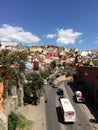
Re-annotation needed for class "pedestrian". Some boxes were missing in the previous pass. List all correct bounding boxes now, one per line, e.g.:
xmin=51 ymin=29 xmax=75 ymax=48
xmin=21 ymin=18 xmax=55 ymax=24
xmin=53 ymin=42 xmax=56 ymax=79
xmin=45 ymin=96 xmax=48 ymax=103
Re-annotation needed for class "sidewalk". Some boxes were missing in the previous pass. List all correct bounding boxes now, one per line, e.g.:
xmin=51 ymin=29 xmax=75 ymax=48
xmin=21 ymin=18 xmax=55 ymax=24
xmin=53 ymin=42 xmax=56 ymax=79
xmin=81 ymin=103 xmax=98 ymax=130
xmin=18 ymin=96 xmax=46 ymax=130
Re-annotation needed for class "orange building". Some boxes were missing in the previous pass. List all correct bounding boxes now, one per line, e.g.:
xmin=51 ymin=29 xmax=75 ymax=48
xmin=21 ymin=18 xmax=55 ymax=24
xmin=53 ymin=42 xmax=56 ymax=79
xmin=0 ymin=82 xmax=4 ymax=110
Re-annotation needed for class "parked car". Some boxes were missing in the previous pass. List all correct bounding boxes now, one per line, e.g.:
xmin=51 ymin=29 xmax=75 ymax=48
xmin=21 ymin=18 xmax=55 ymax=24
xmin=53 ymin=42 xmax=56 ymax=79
xmin=52 ymin=84 xmax=58 ymax=88
xmin=44 ymin=79 xmax=47 ymax=85
xmin=57 ymin=88 xmax=64 ymax=95
xmin=47 ymin=78 xmax=50 ymax=81
xmin=61 ymin=72 xmax=65 ymax=75
xmin=73 ymin=91 xmax=85 ymax=103
xmin=51 ymin=77 xmax=54 ymax=81
xmin=56 ymin=74 xmax=61 ymax=78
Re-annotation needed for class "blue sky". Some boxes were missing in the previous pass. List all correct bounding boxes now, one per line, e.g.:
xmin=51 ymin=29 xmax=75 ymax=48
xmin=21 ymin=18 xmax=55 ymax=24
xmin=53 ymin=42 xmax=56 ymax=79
xmin=0 ymin=0 xmax=98 ymax=50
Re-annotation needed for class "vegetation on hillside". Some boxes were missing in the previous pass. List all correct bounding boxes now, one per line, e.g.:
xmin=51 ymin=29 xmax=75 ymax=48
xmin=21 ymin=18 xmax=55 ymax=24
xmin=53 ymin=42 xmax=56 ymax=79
xmin=8 ymin=111 xmax=32 ymax=130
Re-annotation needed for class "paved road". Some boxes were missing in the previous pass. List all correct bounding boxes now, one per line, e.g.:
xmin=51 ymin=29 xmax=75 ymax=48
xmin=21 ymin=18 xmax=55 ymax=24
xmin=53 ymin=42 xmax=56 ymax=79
xmin=63 ymin=81 xmax=93 ymax=130
xmin=45 ymin=78 xmax=93 ymax=130
xmin=45 ymin=83 xmax=61 ymax=130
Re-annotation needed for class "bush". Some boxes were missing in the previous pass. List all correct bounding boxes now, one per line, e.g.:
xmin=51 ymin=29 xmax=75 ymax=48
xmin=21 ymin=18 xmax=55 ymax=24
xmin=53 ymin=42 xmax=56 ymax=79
xmin=8 ymin=121 xmax=14 ymax=130
xmin=8 ymin=112 xmax=32 ymax=130
xmin=17 ymin=114 xmax=32 ymax=129
xmin=8 ymin=112 xmax=18 ymax=130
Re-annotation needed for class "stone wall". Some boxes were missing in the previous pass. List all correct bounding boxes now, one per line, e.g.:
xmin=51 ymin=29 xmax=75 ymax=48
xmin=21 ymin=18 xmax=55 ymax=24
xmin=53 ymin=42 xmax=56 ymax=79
xmin=0 ymin=83 xmax=24 ymax=130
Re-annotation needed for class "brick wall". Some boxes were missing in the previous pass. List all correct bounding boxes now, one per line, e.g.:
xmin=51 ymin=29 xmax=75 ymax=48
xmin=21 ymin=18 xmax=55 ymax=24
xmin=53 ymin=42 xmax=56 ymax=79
xmin=76 ymin=66 xmax=98 ymax=105
xmin=76 ymin=66 xmax=98 ymax=89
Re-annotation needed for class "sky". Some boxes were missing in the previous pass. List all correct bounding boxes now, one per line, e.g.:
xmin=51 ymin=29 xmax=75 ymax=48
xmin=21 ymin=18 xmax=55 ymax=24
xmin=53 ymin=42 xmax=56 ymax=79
xmin=0 ymin=0 xmax=98 ymax=51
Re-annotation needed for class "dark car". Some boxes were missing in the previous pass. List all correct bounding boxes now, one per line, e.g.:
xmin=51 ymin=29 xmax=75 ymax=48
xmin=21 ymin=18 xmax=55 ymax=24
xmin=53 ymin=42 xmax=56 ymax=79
xmin=51 ymin=77 xmax=54 ymax=81
xmin=61 ymin=72 xmax=65 ymax=75
xmin=56 ymin=75 xmax=60 ymax=78
xmin=57 ymin=88 xmax=64 ymax=95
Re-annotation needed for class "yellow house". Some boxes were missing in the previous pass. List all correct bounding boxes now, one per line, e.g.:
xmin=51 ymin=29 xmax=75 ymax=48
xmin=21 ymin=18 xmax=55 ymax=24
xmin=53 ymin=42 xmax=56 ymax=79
xmin=29 ymin=46 xmax=43 ymax=53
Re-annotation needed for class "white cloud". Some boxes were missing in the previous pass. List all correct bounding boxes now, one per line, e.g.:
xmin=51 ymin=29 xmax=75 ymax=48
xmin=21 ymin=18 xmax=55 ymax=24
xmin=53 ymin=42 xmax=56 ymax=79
xmin=45 ymin=34 xmax=56 ymax=39
xmin=0 ymin=24 xmax=40 ymax=45
xmin=56 ymin=28 xmax=83 ymax=45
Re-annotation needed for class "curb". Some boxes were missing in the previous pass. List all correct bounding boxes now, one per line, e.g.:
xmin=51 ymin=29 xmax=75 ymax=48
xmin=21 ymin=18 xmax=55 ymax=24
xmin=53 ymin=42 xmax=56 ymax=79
xmin=43 ymin=95 xmax=46 ymax=130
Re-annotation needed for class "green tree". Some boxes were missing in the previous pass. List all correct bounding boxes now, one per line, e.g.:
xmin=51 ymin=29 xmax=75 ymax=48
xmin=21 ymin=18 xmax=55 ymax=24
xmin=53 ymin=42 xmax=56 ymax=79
xmin=23 ymin=84 xmax=32 ymax=103
xmin=24 ymin=72 xmax=44 ymax=105
xmin=0 ymin=49 xmax=27 ymax=98
xmin=50 ymin=60 xmax=56 ymax=72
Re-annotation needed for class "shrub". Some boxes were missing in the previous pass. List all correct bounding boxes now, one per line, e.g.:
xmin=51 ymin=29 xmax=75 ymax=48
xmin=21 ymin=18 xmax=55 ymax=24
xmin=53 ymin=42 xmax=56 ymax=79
xmin=8 ymin=112 xmax=18 ymax=130
xmin=8 ymin=112 xmax=32 ymax=130
xmin=17 ymin=114 xmax=32 ymax=129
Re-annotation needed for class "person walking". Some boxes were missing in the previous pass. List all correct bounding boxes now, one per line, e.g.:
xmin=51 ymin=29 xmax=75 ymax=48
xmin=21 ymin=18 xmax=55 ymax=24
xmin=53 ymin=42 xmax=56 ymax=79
xmin=45 ymin=96 xmax=48 ymax=103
